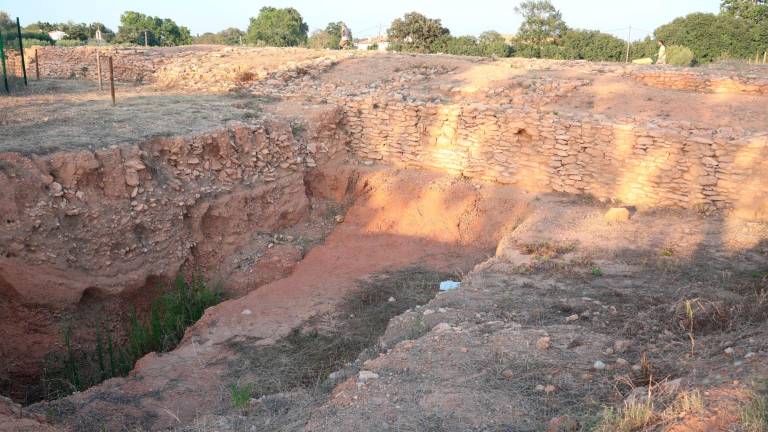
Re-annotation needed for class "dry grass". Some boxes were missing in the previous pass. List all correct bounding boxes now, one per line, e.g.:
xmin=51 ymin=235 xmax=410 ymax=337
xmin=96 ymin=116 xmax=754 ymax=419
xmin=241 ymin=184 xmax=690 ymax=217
xmin=592 ymin=389 xmax=704 ymax=432
xmin=741 ymin=382 xmax=768 ymax=432
xmin=218 ymin=268 xmax=451 ymax=424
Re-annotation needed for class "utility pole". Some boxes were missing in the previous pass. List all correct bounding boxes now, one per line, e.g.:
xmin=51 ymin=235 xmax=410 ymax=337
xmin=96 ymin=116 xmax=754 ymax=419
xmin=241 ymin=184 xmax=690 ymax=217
xmin=144 ymin=31 xmax=148 ymax=47
xmin=625 ymin=26 xmax=632 ymax=63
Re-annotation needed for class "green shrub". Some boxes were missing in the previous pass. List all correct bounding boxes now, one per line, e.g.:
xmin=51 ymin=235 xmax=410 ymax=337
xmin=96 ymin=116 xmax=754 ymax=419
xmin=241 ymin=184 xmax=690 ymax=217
xmin=666 ymin=45 xmax=695 ymax=66
xmin=559 ymin=29 xmax=626 ymax=62
xmin=40 ymin=274 xmax=220 ymax=400
xmin=367 ymin=42 xmax=379 ymax=51
xmin=56 ymin=39 xmax=83 ymax=47
xmin=22 ymin=38 xmax=51 ymax=48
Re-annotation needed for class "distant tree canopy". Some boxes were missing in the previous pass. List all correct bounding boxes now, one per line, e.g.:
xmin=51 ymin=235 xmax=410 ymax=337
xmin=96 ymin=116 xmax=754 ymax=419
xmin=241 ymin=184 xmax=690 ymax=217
xmin=193 ymin=27 xmax=244 ymax=45
xmin=387 ymin=12 xmax=450 ymax=53
xmin=116 ymin=11 xmax=192 ymax=46
xmin=721 ymin=0 xmax=768 ymax=24
xmin=245 ymin=7 xmax=308 ymax=47
xmin=654 ymin=12 xmax=767 ymax=63
xmin=0 ymin=11 xmax=15 ymax=33
xmin=514 ymin=0 xmax=567 ymax=57
xmin=555 ymin=29 xmax=627 ymax=61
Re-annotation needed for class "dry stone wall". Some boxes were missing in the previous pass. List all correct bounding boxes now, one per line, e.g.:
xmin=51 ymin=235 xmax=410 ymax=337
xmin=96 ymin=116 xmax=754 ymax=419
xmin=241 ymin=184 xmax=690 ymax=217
xmin=339 ymin=98 xmax=768 ymax=219
xmin=630 ymin=68 xmax=768 ymax=95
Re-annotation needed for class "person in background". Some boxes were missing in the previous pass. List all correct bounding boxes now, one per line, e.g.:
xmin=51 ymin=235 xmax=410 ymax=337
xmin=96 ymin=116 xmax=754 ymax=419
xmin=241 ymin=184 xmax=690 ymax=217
xmin=656 ymin=39 xmax=667 ymax=65
xmin=340 ymin=23 xmax=351 ymax=50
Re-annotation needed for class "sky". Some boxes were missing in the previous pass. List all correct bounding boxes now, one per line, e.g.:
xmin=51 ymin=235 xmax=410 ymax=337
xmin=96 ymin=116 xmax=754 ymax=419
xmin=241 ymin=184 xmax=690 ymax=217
xmin=3 ymin=0 xmax=721 ymax=41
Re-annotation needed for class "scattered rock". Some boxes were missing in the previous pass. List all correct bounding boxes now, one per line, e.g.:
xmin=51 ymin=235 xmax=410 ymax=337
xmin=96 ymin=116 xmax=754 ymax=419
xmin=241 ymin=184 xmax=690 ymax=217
xmin=536 ymin=336 xmax=552 ymax=350
xmin=501 ymin=370 xmax=515 ymax=380
xmin=565 ymin=314 xmax=579 ymax=322
xmin=432 ymin=323 xmax=452 ymax=333
xmin=358 ymin=371 xmax=379 ymax=382
xmin=593 ymin=360 xmax=606 ymax=370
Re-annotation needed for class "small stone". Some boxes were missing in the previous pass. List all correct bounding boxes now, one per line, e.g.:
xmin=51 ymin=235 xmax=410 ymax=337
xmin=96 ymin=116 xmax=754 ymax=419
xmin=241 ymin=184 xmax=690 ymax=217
xmin=423 ymin=309 xmax=435 ymax=316
xmin=501 ymin=370 xmax=515 ymax=380
xmin=565 ymin=314 xmax=579 ymax=322
xmin=616 ymin=358 xmax=629 ymax=367
xmin=432 ymin=323 xmax=452 ymax=333
xmin=593 ymin=360 xmax=606 ymax=370
xmin=50 ymin=182 xmax=64 ymax=197
xmin=387 ymin=297 xmax=396 ymax=303
xmin=460 ymin=347 xmax=469 ymax=353
xmin=334 ymin=214 xmax=345 ymax=223
xmin=358 ymin=371 xmax=379 ymax=382
xmin=724 ymin=347 xmax=735 ymax=355
xmin=546 ymin=415 xmax=580 ymax=432
xmin=613 ymin=340 xmax=631 ymax=353
xmin=241 ymin=309 xmax=252 ymax=315
xmin=604 ymin=207 xmax=630 ymax=223
xmin=544 ymin=384 xmax=556 ymax=394
xmin=536 ymin=336 xmax=552 ymax=350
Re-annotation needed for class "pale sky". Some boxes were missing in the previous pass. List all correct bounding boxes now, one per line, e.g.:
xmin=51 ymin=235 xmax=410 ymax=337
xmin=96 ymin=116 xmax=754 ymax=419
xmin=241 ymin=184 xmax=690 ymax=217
xmin=3 ymin=0 xmax=721 ymax=41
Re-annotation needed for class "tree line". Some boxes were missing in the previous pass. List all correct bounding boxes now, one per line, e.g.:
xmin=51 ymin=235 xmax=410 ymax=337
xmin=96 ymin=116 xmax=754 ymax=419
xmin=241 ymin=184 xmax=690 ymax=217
xmin=2 ymin=0 xmax=767 ymax=65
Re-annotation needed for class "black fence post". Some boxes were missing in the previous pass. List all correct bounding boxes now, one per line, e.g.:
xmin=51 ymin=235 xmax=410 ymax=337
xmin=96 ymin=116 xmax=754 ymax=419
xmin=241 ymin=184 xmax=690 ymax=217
xmin=0 ymin=31 xmax=8 ymax=93
xmin=16 ymin=17 xmax=27 ymax=86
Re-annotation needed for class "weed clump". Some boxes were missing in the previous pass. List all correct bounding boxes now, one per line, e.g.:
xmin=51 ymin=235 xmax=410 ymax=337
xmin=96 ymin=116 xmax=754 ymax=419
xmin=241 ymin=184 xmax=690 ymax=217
xmin=41 ymin=274 xmax=220 ymax=400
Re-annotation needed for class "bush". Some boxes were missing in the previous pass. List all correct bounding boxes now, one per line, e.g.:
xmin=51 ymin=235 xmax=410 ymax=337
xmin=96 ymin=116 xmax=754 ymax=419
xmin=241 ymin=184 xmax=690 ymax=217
xmin=56 ymin=39 xmax=83 ymax=47
xmin=22 ymin=38 xmax=51 ymax=48
xmin=308 ymin=30 xmax=335 ymax=49
xmin=631 ymin=37 xmax=659 ymax=61
xmin=368 ymin=43 xmax=379 ymax=51
xmin=559 ymin=29 xmax=626 ymax=61
xmin=666 ymin=45 xmax=695 ymax=66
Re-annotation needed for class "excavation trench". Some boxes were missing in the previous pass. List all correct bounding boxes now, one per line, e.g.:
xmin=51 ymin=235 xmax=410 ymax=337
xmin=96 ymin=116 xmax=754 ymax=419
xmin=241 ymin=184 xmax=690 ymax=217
xmin=0 ymin=109 xmax=531 ymax=427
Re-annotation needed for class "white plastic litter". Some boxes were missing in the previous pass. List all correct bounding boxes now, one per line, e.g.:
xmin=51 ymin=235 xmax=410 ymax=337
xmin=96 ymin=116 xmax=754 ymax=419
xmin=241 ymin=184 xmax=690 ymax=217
xmin=439 ymin=280 xmax=461 ymax=291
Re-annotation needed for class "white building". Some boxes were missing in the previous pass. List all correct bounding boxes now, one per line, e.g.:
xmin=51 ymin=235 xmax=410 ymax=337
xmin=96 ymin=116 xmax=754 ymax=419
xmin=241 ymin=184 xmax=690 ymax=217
xmin=48 ymin=31 xmax=68 ymax=41
xmin=356 ymin=36 xmax=389 ymax=52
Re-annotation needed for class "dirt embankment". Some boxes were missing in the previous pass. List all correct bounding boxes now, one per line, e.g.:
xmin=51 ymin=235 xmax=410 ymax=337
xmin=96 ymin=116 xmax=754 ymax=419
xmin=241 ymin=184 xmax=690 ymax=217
xmin=0 ymin=104 xmax=348 ymax=403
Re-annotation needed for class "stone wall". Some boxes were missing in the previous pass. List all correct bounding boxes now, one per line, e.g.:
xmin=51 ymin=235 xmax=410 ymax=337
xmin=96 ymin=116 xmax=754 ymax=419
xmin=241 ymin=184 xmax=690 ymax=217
xmin=339 ymin=98 xmax=768 ymax=219
xmin=630 ymin=68 xmax=768 ymax=95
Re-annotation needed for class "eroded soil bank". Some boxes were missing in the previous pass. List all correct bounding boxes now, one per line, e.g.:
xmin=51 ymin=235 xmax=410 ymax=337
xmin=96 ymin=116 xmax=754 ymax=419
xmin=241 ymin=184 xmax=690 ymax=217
xmin=0 ymin=105 xmax=349 ymax=403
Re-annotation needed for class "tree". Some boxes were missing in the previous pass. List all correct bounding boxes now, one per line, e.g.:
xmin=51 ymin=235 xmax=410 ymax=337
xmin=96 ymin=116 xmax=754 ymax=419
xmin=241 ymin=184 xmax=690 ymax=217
xmin=308 ymin=22 xmax=352 ymax=50
xmin=654 ymin=12 xmax=762 ymax=63
xmin=558 ymin=29 xmax=626 ymax=61
xmin=0 ymin=11 xmax=15 ymax=33
xmin=721 ymin=0 xmax=768 ymax=24
xmin=387 ymin=12 xmax=450 ymax=53
xmin=116 ymin=11 xmax=192 ymax=46
xmin=194 ymin=28 xmax=243 ymax=45
xmin=478 ymin=31 xmax=513 ymax=57
xmin=308 ymin=30 xmax=335 ymax=49
xmin=88 ymin=22 xmax=115 ymax=42
xmin=245 ymin=7 xmax=308 ymax=47
xmin=514 ymin=0 xmax=567 ymax=57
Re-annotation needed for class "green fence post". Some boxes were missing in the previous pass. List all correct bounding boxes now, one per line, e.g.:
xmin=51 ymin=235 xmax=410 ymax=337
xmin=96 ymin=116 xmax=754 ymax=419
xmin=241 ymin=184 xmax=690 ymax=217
xmin=0 ymin=31 xmax=9 ymax=93
xmin=16 ymin=17 xmax=27 ymax=86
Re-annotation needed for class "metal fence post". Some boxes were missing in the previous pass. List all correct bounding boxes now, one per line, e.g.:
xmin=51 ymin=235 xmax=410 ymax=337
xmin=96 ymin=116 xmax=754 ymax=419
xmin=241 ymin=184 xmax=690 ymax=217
xmin=16 ymin=17 xmax=27 ymax=86
xmin=108 ymin=56 xmax=115 ymax=105
xmin=0 ymin=31 xmax=8 ymax=93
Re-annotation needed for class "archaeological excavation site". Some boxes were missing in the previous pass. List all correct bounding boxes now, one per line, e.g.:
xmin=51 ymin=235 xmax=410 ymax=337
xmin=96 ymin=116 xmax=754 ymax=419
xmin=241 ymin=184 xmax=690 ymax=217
xmin=0 ymin=46 xmax=767 ymax=432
